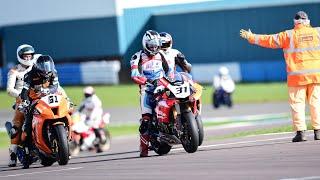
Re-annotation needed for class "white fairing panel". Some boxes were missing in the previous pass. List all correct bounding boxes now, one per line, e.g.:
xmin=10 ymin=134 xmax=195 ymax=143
xmin=167 ymin=82 xmax=191 ymax=99
xmin=40 ymin=94 xmax=63 ymax=107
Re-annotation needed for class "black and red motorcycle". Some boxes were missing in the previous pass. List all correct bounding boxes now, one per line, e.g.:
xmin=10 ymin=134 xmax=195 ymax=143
xmin=148 ymin=72 xmax=204 ymax=155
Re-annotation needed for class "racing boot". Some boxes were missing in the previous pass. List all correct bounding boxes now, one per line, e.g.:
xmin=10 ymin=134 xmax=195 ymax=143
xmin=314 ymin=130 xmax=320 ymax=140
xmin=139 ymin=134 xmax=150 ymax=157
xmin=292 ymin=131 xmax=307 ymax=142
xmin=139 ymin=117 xmax=151 ymax=157
xmin=8 ymin=144 xmax=17 ymax=167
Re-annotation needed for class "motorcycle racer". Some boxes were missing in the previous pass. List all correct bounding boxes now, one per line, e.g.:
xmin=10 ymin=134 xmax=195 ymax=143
xmin=76 ymin=86 xmax=106 ymax=150
xmin=18 ymin=55 xmax=61 ymax=149
xmin=7 ymin=44 xmax=38 ymax=167
xmin=213 ymin=66 xmax=235 ymax=108
xmin=130 ymin=30 xmax=170 ymax=157
xmin=159 ymin=32 xmax=192 ymax=74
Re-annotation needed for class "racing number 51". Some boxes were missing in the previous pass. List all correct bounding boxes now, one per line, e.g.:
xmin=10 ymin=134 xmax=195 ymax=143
xmin=48 ymin=95 xmax=58 ymax=104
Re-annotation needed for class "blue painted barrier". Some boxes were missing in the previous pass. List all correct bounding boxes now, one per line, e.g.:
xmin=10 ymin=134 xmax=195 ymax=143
xmin=240 ymin=61 xmax=286 ymax=82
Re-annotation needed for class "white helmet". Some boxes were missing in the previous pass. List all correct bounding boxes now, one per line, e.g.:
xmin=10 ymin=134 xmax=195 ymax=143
xmin=83 ymin=86 xmax=95 ymax=98
xmin=142 ymin=30 xmax=161 ymax=56
xmin=16 ymin=44 xmax=35 ymax=66
xmin=33 ymin=54 xmax=42 ymax=61
xmin=293 ymin=11 xmax=310 ymax=26
xmin=219 ymin=66 xmax=229 ymax=76
xmin=159 ymin=32 xmax=173 ymax=51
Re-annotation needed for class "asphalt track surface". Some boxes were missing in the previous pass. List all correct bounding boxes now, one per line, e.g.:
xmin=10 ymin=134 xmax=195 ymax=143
xmin=1 ymin=102 xmax=320 ymax=180
xmin=0 ymin=102 xmax=291 ymax=126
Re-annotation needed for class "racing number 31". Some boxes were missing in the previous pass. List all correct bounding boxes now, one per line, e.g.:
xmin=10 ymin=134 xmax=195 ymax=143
xmin=176 ymin=86 xmax=188 ymax=94
xmin=48 ymin=95 xmax=58 ymax=104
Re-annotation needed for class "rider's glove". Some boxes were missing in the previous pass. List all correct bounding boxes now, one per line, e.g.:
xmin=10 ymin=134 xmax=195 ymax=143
xmin=132 ymin=76 xmax=147 ymax=85
xmin=240 ymin=29 xmax=253 ymax=40
xmin=17 ymin=100 xmax=30 ymax=113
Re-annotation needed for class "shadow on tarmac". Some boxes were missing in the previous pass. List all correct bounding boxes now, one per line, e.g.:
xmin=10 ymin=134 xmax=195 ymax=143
xmin=70 ymin=150 xmax=138 ymax=160
xmin=1 ymin=140 xmax=290 ymax=172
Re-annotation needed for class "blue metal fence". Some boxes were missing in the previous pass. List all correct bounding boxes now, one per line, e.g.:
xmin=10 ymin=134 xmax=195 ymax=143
xmin=240 ymin=61 xmax=287 ymax=82
xmin=0 ymin=60 xmax=287 ymax=88
xmin=0 ymin=61 xmax=121 ymax=88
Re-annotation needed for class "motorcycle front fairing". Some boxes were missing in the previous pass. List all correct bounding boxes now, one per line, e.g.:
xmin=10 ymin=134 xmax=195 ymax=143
xmin=32 ymin=93 xmax=71 ymax=154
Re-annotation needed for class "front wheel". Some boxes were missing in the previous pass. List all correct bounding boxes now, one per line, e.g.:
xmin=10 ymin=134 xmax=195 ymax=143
xmin=97 ymin=129 xmax=111 ymax=153
xmin=54 ymin=124 xmax=69 ymax=165
xmin=180 ymin=111 xmax=199 ymax=153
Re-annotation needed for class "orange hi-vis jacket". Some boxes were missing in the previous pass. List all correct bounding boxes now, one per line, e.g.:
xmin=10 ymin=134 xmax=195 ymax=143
xmin=248 ymin=24 xmax=320 ymax=86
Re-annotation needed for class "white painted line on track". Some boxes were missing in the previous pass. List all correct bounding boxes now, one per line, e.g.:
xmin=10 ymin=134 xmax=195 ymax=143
xmin=0 ymin=167 xmax=83 ymax=178
xmin=171 ymin=136 xmax=292 ymax=152
xmin=280 ymin=176 xmax=320 ymax=180
xmin=202 ymin=113 xmax=291 ymax=123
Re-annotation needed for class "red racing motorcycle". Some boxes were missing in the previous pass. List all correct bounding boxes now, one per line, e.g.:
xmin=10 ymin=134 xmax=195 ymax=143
xmin=69 ymin=112 xmax=111 ymax=156
xmin=149 ymin=72 xmax=204 ymax=155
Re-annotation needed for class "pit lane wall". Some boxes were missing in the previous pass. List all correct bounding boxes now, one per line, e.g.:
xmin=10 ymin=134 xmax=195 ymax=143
xmin=0 ymin=61 xmax=121 ymax=87
xmin=0 ymin=60 xmax=284 ymax=88
xmin=0 ymin=0 xmax=318 ymax=86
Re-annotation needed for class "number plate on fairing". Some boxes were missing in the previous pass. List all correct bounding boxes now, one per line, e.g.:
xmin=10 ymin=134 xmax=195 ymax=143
xmin=40 ymin=94 xmax=62 ymax=107
xmin=167 ymin=81 xmax=191 ymax=98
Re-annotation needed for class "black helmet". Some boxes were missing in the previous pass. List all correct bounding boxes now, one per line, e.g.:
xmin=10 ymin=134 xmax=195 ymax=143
xmin=159 ymin=32 xmax=172 ymax=51
xmin=33 ymin=55 xmax=55 ymax=80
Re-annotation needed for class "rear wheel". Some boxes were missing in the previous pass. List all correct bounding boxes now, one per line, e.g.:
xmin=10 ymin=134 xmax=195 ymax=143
xmin=181 ymin=111 xmax=199 ymax=153
xmin=54 ymin=124 xmax=69 ymax=165
xmin=195 ymin=114 xmax=204 ymax=146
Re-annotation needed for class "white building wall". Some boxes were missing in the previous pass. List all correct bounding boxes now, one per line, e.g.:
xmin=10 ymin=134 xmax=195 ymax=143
xmin=0 ymin=0 xmax=117 ymax=26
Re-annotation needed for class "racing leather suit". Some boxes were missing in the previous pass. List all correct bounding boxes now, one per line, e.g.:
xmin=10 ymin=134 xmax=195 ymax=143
xmin=78 ymin=94 xmax=103 ymax=129
xmin=77 ymin=94 xmax=104 ymax=150
xmin=130 ymin=50 xmax=170 ymax=157
xmin=6 ymin=63 xmax=33 ymax=159
xmin=20 ymin=68 xmax=59 ymax=145
xmin=161 ymin=49 xmax=192 ymax=74
xmin=213 ymin=74 xmax=235 ymax=94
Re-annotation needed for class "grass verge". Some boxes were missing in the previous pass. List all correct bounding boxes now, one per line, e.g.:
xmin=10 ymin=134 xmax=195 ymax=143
xmin=208 ymin=123 xmax=313 ymax=141
xmin=0 ymin=83 xmax=288 ymax=110
xmin=0 ymin=132 xmax=8 ymax=149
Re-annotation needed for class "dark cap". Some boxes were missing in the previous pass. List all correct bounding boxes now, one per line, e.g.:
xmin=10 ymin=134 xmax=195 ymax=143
xmin=294 ymin=11 xmax=308 ymax=20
